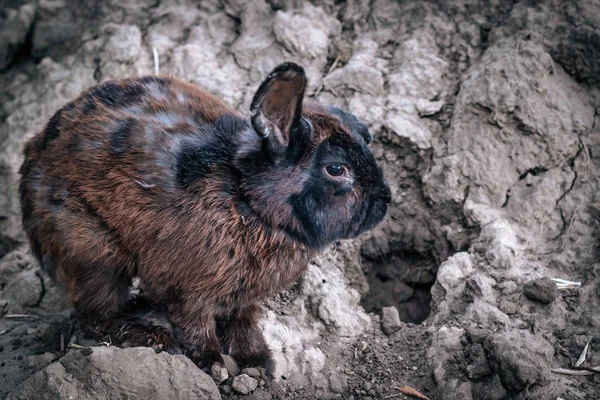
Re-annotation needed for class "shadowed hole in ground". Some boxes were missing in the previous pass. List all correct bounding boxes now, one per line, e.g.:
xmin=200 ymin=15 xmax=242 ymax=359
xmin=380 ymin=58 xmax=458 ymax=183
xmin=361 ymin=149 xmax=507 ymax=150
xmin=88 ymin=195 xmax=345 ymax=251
xmin=360 ymin=251 xmax=438 ymax=324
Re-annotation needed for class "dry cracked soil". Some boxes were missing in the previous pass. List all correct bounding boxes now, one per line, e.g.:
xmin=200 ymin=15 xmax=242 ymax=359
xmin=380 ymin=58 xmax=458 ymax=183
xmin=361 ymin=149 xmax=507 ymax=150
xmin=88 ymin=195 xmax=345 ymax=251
xmin=1 ymin=0 xmax=600 ymax=399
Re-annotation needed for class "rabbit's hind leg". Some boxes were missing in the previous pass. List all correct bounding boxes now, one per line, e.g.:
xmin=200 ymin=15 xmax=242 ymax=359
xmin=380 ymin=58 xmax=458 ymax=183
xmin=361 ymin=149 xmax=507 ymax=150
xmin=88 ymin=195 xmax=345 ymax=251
xmin=105 ymin=295 xmax=182 ymax=354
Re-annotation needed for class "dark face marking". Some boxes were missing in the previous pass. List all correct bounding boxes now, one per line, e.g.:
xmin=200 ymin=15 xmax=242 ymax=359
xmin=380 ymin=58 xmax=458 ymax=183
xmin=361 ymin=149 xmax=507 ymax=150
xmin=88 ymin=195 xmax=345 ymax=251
xmin=110 ymin=118 xmax=136 ymax=158
xmin=286 ymin=118 xmax=388 ymax=248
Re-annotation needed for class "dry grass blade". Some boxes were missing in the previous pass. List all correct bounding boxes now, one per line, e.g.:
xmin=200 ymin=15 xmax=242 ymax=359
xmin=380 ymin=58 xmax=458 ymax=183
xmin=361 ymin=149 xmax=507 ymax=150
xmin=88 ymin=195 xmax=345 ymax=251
xmin=396 ymin=386 xmax=431 ymax=400
xmin=552 ymin=366 xmax=600 ymax=376
xmin=310 ymin=55 xmax=341 ymax=97
xmin=153 ymin=47 xmax=159 ymax=75
xmin=5 ymin=314 xmax=39 ymax=319
xmin=559 ymin=203 xmax=581 ymax=251
xmin=575 ymin=338 xmax=592 ymax=367
xmin=551 ymin=278 xmax=581 ymax=290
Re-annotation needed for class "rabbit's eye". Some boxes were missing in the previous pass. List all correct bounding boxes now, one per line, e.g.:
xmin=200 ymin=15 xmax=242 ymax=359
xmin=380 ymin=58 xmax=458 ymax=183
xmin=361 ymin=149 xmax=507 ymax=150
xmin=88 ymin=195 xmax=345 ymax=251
xmin=325 ymin=164 xmax=346 ymax=177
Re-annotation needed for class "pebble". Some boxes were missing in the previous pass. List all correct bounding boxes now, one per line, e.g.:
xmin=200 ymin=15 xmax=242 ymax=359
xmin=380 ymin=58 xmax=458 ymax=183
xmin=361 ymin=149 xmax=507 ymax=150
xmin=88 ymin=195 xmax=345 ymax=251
xmin=523 ymin=277 xmax=558 ymax=304
xmin=211 ymin=362 xmax=229 ymax=385
xmin=381 ymin=306 xmax=403 ymax=335
xmin=232 ymin=374 xmax=259 ymax=395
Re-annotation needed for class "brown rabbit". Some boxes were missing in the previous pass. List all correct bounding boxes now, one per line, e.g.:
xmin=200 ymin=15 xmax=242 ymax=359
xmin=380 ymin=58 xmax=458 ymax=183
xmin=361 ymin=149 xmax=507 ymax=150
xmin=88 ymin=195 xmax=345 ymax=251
xmin=19 ymin=62 xmax=391 ymax=373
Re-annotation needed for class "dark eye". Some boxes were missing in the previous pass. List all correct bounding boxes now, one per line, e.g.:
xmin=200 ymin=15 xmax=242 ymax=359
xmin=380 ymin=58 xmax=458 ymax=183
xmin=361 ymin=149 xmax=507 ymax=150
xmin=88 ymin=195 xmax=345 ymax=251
xmin=325 ymin=164 xmax=346 ymax=177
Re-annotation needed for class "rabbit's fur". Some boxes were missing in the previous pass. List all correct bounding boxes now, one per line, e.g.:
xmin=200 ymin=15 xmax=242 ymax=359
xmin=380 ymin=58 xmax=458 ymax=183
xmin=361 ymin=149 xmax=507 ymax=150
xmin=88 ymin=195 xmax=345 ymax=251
xmin=19 ymin=62 xmax=391 ymax=372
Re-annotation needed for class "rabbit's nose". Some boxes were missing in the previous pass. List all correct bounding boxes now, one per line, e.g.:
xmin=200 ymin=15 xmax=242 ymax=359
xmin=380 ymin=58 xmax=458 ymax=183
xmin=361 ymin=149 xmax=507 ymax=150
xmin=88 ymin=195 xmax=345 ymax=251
xmin=381 ymin=181 xmax=392 ymax=204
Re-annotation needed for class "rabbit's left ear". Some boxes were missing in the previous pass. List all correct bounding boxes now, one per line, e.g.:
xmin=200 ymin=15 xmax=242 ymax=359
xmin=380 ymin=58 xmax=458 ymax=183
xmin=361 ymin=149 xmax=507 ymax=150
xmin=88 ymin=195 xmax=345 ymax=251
xmin=250 ymin=62 xmax=307 ymax=160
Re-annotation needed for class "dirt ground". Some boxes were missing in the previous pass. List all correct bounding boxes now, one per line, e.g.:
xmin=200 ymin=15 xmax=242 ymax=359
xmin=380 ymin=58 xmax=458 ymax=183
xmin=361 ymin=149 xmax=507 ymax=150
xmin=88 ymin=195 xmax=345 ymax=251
xmin=1 ymin=0 xmax=600 ymax=399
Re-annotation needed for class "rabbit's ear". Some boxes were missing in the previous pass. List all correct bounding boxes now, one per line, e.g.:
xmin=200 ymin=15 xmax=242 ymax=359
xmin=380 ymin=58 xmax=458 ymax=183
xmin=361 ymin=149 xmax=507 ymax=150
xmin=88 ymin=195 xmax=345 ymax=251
xmin=250 ymin=62 xmax=307 ymax=160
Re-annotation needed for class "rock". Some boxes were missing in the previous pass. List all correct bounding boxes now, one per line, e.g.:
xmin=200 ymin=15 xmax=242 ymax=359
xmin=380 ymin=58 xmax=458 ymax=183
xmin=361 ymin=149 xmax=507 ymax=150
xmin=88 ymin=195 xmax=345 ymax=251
xmin=381 ymin=306 xmax=403 ymax=335
xmin=523 ymin=277 xmax=558 ymax=304
xmin=211 ymin=362 xmax=229 ymax=385
xmin=7 ymin=347 xmax=220 ymax=399
xmin=223 ymin=354 xmax=240 ymax=377
xmin=323 ymin=39 xmax=385 ymax=97
xmin=427 ymin=327 xmax=471 ymax=400
xmin=416 ymin=99 xmax=444 ymax=116
xmin=478 ymin=220 xmax=518 ymax=270
xmin=485 ymin=330 xmax=553 ymax=391
xmin=300 ymin=257 xmax=371 ymax=337
xmin=301 ymin=347 xmax=326 ymax=383
xmin=241 ymin=367 xmax=261 ymax=379
xmin=0 ymin=269 xmax=42 ymax=308
xmin=384 ymin=112 xmax=433 ymax=149
xmin=272 ymin=5 xmax=341 ymax=59
xmin=0 ymin=247 xmax=37 ymax=287
xmin=232 ymin=374 xmax=258 ymax=395
xmin=329 ymin=372 xmax=348 ymax=393
xmin=388 ymin=31 xmax=448 ymax=100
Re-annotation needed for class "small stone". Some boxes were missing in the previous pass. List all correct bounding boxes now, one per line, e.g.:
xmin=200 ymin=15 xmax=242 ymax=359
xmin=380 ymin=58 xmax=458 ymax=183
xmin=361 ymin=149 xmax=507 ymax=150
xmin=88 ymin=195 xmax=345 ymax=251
xmin=81 ymin=347 xmax=93 ymax=356
xmin=0 ymin=269 xmax=42 ymax=308
xmin=211 ymin=362 xmax=229 ymax=385
xmin=242 ymin=367 xmax=261 ymax=379
xmin=381 ymin=306 xmax=404 ymax=335
xmin=523 ymin=277 xmax=558 ymax=304
xmin=232 ymin=374 xmax=258 ymax=395
xmin=222 ymin=354 xmax=240 ymax=377
xmin=416 ymin=99 xmax=444 ymax=116
xmin=329 ymin=372 xmax=347 ymax=393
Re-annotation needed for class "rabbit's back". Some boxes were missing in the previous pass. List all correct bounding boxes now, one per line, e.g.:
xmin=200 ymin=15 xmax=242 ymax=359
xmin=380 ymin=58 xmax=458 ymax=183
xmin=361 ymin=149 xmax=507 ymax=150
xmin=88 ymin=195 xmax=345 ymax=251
xmin=19 ymin=76 xmax=249 ymax=282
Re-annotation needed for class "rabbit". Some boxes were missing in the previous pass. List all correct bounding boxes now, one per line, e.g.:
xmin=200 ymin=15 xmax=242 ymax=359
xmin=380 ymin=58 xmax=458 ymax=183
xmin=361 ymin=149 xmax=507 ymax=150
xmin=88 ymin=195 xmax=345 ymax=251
xmin=19 ymin=62 xmax=391 ymax=373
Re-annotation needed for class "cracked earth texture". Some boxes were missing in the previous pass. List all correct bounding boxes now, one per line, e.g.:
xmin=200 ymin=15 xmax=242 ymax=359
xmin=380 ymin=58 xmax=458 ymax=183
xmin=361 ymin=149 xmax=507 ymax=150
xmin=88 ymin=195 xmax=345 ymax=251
xmin=1 ymin=0 xmax=600 ymax=399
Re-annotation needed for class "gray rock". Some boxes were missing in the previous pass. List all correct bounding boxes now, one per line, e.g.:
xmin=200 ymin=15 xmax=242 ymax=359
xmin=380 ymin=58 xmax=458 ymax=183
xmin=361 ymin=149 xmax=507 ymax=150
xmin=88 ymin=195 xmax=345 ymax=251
xmin=232 ymin=373 xmax=258 ymax=395
xmin=523 ymin=277 xmax=558 ymax=304
xmin=485 ymin=330 xmax=553 ymax=391
xmin=7 ymin=347 xmax=220 ymax=400
xmin=211 ymin=362 xmax=229 ymax=385
xmin=0 ymin=269 xmax=42 ymax=308
xmin=381 ymin=306 xmax=403 ymax=335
